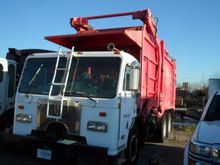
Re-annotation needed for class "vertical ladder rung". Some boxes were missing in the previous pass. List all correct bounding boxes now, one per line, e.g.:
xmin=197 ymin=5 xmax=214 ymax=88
xmin=46 ymin=49 xmax=73 ymax=119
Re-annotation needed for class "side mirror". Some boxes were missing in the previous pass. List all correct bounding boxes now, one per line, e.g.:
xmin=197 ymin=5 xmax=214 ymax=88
xmin=129 ymin=68 xmax=139 ymax=91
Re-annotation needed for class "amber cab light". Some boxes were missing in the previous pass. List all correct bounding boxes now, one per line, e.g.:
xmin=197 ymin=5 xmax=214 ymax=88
xmin=99 ymin=112 xmax=107 ymax=117
xmin=18 ymin=105 xmax=24 ymax=110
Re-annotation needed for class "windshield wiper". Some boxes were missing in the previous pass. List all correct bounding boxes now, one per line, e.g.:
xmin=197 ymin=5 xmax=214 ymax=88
xmin=28 ymin=64 xmax=44 ymax=86
xmin=26 ymin=64 xmax=44 ymax=95
xmin=69 ymin=91 xmax=98 ymax=103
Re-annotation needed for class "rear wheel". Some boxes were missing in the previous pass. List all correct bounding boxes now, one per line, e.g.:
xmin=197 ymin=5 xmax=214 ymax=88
xmin=125 ymin=128 xmax=139 ymax=164
xmin=156 ymin=114 xmax=167 ymax=143
xmin=166 ymin=112 xmax=172 ymax=138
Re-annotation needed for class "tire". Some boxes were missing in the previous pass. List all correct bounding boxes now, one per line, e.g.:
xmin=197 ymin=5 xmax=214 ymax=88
xmin=46 ymin=123 xmax=67 ymax=140
xmin=166 ymin=112 xmax=172 ymax=138
xmin=3 ymin=123 xmax=13 ymax=133
xmin=0 ymin=109 xmax=14 ymax=133
xmin=156 ymin=114 xmax=167 ymax=143
xmin=107 ymin=156 xmax=117 ymax=165
xmin=125 ymin=128 xmax=139 ymax=164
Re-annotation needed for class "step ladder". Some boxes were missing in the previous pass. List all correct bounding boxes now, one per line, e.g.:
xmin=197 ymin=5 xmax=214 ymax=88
xmin=46 ymin=48 xmax=73 ymax=119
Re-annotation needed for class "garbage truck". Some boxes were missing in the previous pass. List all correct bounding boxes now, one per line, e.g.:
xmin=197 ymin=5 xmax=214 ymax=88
xmin=0 ymin=9 xmax=176 ymax=164
xmin=0 ymin=49 xmax=52 ymax=132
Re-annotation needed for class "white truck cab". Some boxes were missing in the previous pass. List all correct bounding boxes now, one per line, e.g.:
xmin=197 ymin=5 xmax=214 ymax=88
xmin=184 ymin=91 xmax=220 ymax=164
xmin=0 ymin=58 xmax=16 ymax=116
xmin=13 ymin=51 xmax=139 ymax=157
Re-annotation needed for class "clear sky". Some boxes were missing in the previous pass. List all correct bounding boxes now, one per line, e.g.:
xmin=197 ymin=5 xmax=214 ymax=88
xmin=0 ymin=0 xmax=220 ymax=84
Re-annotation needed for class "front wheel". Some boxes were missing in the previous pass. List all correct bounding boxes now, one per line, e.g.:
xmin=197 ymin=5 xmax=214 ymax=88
xmin=125 ymin=128 xmax=139 ymax=164
xmin=0 ymin=109 xmax=14 ymax=133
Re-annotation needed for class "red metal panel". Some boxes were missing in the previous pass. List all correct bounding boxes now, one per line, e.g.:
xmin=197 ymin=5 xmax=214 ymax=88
xmin=159 ymin=41 xmax=176 ymax=114
xmin=139 ymin=24 xmax=159 ymax=118
xmin=163 ymin=54 xmax=176 ymax=109
xmin=45 ymin=28 xmax=141 ymax=57
xmin=138 ymin=23 xmax=176 ymax=119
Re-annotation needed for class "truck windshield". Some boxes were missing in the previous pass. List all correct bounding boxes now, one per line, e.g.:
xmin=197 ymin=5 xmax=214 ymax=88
xmin=18 ymin=58 xmax=57 ymax=94
xmin=65 ymin=57 xmax=121 ymax=98
xmin=18 ymin=56 xmax=121 ymax=98
xmin=204 ymin=95 xmax=220 ymax=121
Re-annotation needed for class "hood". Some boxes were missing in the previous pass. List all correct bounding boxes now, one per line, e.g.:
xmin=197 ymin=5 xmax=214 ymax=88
xmin=196 ymin=120 xmax=220 ymax=144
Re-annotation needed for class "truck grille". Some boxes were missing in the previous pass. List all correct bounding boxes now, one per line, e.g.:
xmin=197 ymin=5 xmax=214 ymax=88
xmin=37 ymin=101 xmax=81 ymax=135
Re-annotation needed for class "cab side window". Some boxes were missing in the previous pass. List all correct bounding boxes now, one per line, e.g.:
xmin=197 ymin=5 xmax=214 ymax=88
xmin=0 ymin=64 xmax=3 ymax=82
xmin=123 ymin=65 xmax=132 ymax=91
xmin=8 ymin=64 xmax=15 ymax=97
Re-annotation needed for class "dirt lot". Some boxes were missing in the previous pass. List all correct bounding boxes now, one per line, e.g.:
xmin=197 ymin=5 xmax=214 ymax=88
xmin=137 ymin=126 xmax=195 ymax=165
xmin=136 ymin=109 xmax=198 ymax=165
xmin=0 ymin=110 xmax=197 ymax=165
xmin=138 ymin=141 xmax=185 ymax=165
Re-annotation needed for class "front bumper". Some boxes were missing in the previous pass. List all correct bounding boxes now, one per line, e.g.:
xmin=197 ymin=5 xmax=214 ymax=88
xmin=0 ymin=131 xmax=108 ymax=165
xmin=188 ymin=155 xmax=213 ymax=165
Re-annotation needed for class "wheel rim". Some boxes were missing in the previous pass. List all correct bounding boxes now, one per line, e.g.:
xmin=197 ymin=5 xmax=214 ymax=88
xmin=129 ymin=134 xmax=138 ymax=162
xmin=167 ymin=114 xmax=172 ymax=133
xmin=162 ymin=118 xmax=167 ymax=138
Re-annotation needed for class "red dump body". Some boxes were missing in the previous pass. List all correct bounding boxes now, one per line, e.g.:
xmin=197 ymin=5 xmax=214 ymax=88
xmin=45 ymin=9 xmax=176 ymax=119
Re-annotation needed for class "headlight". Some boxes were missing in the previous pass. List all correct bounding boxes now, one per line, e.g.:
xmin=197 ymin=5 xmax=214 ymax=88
xmin=213 ymin=145 xmax=220 ymax=164
xmin=87 ymin=121 xmax=108 ymax=133
xmin=189 ymin=140 xmax=212 ymax=158
xmin=16 ymin=113 xmax=32 ymax=123
xmin=189 ymin=140 xmax=220 ymax=164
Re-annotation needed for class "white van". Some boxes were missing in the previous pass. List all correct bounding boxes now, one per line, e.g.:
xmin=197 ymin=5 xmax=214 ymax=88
xmin=184 ymin=91 xmax=220 ymax=164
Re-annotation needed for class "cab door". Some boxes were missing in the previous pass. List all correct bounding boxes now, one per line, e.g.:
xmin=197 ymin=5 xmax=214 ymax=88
xmin=118 ymin=65 xmax=137 ymax=148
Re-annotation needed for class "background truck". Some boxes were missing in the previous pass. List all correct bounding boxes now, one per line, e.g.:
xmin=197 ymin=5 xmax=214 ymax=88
xmin=208 ymin=78 xmax=220 ymax=98
xmin=0 ymin=48 xmax=52 ymax=132
xmin=1 ymin=9 xmax=176 ymax=164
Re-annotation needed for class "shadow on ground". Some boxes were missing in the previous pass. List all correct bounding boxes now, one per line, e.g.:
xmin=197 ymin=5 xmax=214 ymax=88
xmin=137 ymin=141 xmax=184 ymax=165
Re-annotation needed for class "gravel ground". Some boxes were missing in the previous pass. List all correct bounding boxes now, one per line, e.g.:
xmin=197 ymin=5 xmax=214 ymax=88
xmin=137 ymin=109 xmax=198 ymax=165
xmin=137 ymin=127 xmax=195 ymax=165
xmin=138 ymin=141 xmax=185 ymax=165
